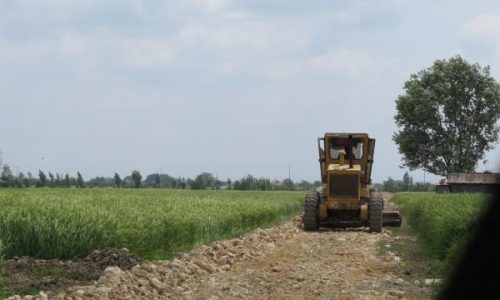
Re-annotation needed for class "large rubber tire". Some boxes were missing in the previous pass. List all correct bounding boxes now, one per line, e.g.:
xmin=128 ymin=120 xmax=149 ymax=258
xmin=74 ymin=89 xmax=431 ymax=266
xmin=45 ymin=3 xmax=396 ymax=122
xmin=369 ymin=190 xmax=383 ymax=233
xmin=303 ymin=191 xmax=319 ymax=231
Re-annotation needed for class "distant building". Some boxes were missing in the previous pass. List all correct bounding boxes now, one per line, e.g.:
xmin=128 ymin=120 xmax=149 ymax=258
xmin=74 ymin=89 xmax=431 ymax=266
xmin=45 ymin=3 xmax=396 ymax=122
xmin=435 ymin=172 xmax=500 ymax=193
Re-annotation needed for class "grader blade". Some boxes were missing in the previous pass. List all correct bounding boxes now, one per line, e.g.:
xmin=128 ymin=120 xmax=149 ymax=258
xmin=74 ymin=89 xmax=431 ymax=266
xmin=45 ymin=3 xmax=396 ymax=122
xmin=382 ymin=211 xmax=402 ymax=227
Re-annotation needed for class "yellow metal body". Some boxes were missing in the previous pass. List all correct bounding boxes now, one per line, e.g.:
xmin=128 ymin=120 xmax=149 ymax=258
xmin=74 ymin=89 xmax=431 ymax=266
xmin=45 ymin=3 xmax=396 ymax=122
xmin=317 ymin=133 xmax=375 ymax=223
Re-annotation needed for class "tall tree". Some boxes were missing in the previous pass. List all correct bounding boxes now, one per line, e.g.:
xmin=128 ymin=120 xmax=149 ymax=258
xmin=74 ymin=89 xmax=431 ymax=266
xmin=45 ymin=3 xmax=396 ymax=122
xmin=17 ymin=172 xmax=25 ymax=188
xmin=38 ymin=170 xmax=47 ymax=187
xmin=131 ymin=170 xmax=142 ymax=188
xmin=25 ymin=172 xmax=33 ymax=187
xmin=48 ymin=172 xmax=55 ymax=188
xmin=190 ymin=172 xmax=216 ymax=190
xmin=402 ymin=172 xmax=412 ymax=191
xmin=0 ymin=164 xmax=14 ymax=187
xmin=76 ymin=172 xmax=84 ymax=188
xmin=114 ymin=173 xmax=122 ymax=188
xmin=393 ymin=55 xmax=500 ymax=176
xmin=55 ymin=173 xmax=61 ymax=187
xmin=64 ymin=173 xmax=70 ymax=187
xmin=154 ymin=173 xmax=161 ymax=188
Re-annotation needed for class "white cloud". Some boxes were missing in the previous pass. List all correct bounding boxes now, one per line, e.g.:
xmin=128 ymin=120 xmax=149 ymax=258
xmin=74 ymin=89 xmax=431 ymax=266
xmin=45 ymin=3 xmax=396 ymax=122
xmin=460 ymin=14 xmax=500 ymax=38
xmin=301 ymin=49 xmax=376 ymax=79
xmin=0 ymin=31 xmax=177 ymax=71
xmin=458 ymin=14 xmax=500 ymax=73
xmin=118 ymin=38 xmax=175 ymax=68
xmin=194 ymin=0 xmax=231 ymax=13
xmin=264 ymin=48 xmax=377 ymax=80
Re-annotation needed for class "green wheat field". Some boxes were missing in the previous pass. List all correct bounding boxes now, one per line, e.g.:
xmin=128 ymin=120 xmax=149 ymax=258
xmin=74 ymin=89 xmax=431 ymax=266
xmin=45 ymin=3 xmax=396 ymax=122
xmin=0 ymin=189 xmax=303 ymax=260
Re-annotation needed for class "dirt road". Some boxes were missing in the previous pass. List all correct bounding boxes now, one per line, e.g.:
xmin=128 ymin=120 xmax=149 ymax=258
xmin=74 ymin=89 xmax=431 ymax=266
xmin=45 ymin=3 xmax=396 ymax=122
xmin=8 ymin=194 xmax=432 ymax=300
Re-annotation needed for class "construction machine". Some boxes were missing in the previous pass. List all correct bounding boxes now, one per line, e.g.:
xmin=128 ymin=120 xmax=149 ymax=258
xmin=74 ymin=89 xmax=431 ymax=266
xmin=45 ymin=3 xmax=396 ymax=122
xmin=303 ymin=133 xmax=401 ymax=232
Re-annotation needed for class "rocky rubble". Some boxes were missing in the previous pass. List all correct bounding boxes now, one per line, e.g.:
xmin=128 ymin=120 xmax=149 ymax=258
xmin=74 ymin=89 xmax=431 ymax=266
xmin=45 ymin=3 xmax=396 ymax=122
xmin=3 ymin=248 xmax=140 ymax=299
xmin=83 ymin=248 xmax=141 ymax=271
xmin=7 ymin=219 xmax=432 ymax=300
xmin=6 ymin=200 xmax=432 ymax=300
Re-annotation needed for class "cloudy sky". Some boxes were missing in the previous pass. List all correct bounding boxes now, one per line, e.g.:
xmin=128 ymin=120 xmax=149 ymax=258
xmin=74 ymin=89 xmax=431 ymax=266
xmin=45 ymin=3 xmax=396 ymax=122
xmin=1 ymin=0 xmax=500 ymax=184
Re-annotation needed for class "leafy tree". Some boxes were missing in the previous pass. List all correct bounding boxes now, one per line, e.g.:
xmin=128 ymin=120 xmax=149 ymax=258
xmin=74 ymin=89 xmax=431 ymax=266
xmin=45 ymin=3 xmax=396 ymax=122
xmin=281 ymin=178 xmax=295 ymax=191
xmin=76 ymin=172 xmax=84 ymax=188
xmin=175 ymin=177 xmax=186 ymax=189
xmin=38 ymin=170 xmax=47 ymax=187
xmin=393 ymin=55 xmax=500 ymax=176
xmin=114 ymin=173 xmax=122 ymax=188
xmin=48 ymin=172 xmax=55 ymax=188
xmin=190 ymin=172 xmax=216 ymax=190
xmin=381 ymin=173 xmax=431 ymax=192
xmin=25 ymin=172 xmax=33 ymax=187
xmin=313 ymin=181 xmax=323 ymax=189
xmin=55 ymin=173 xmax=61 ymax=187
xmin=87 ymin=176 xmax=113 ymax=187
xmin=154 ymin=173 xmax=161 ymax=188
xmin=297 ymin=180 xmax=314 ymax=191
xmin=0 ymin=164 xmax=14 ymax=187
xmin=64 ymin=173 xmax=70 ymax=187
xmin=382 ymin=177 xmax=397 ymax=192
xmin=131 ymin=170 xmax=142 ymax=188
xmin=17 ymin=172 xmax=25 ymax=188
xmin=402 ymin=172 xmax=412 ymax=191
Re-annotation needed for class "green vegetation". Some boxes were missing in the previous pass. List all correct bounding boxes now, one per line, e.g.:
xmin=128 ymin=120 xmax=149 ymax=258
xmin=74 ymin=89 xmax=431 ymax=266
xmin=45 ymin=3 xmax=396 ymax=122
xmin=0 ymin=239 xmax=8 ymax=299
xmin=379 ymin=171 xmax=433 ymax=192
xmin=393 ymin=55 xmax=500 ymax=176
xmin=392 ymin=192 xmax=491 ymax=276
xmin=0 ymin=189 xmax=302 ymax=261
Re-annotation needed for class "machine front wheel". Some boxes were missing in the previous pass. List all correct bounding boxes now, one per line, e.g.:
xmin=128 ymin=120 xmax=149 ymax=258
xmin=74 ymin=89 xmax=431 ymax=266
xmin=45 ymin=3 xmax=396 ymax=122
xmin=369 ymin=190 xmax=383 ymax=233
xmin=303 ymin=191 xmax=319 ymax=231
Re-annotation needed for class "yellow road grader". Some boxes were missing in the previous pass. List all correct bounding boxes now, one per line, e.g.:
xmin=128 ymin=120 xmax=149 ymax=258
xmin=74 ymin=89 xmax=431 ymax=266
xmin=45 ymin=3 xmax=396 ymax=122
xmin=303 ymin=132 xmax=401 ymax=232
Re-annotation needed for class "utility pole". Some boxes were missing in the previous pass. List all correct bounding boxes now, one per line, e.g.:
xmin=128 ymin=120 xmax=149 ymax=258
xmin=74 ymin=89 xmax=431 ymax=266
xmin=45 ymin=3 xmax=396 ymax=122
xmin=423 ymin=170 xmax=426 ymax=184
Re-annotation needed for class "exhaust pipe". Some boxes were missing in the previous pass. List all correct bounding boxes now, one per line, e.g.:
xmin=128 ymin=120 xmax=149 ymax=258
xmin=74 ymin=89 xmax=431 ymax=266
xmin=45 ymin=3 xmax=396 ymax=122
xmin=382 ymin=211 xmax=402 ymax=227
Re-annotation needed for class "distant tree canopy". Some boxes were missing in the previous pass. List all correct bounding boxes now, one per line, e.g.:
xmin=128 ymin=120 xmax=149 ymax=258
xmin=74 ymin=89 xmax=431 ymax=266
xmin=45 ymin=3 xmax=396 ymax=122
xmin=38 ymin=170 xmax=47 ymax=187
xmin=381 ymin=172 xmax=433 ymax=193
xmin=131 ymin=170 xmax=142 ymax=188
xmin=232 ymin=174 xmax=271 ymax=191
xmin=0 ymin=163 xmax=320 ymax=191
xmin=76 ymin=172 xmax=84 ymax=188
xmin=0 ymin=164 xmax=14 ymax=187
xmin=188 ymin=172 xmax=218 ymax=190
xmin=393 ymin=55 xmax=500 ymax=176
xmin=114 ymin=173 xmax=122 ymax=188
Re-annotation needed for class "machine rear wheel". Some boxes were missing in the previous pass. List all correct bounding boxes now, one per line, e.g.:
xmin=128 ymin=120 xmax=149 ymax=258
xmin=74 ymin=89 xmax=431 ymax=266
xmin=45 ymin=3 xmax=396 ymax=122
xmin=303 ymin=191 xmax=319 ymax=231
xmin=369 ymin=190 xmax=383 ymax=233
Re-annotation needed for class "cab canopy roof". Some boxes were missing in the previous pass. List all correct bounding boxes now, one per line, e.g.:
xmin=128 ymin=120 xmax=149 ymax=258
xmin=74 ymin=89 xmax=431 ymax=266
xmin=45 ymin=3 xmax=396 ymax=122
xmin=322 ymin=133 xmax=370 ymax=138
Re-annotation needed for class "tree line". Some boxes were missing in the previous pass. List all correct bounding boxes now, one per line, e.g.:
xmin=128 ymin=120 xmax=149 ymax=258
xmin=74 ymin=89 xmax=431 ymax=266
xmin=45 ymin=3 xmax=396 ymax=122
xmin=378 ymin=171 xmax=434 ymax=193
xmin=0 ymin=164 xmax=321 ymax=191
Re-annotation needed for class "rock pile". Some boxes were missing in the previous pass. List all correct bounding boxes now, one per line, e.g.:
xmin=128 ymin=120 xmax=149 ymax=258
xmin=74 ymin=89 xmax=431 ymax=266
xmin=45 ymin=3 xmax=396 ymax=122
xmin=6 ymin=217 xmax=433 ymax=300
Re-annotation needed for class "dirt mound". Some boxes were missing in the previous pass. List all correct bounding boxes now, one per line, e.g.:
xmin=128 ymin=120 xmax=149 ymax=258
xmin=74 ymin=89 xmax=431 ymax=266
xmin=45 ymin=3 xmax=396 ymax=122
xmin=2 ymin=248 xmax=140 ymax=297
xmin=84 ymin=248 xmax=141 ymax=271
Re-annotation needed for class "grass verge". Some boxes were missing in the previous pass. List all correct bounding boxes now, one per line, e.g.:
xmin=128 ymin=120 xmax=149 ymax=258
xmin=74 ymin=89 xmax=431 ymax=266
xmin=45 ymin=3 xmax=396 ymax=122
xmin=391 ymin=192 xmax=491 ymax=296
xmin=0 ymin=239 xmax=8 ymax=299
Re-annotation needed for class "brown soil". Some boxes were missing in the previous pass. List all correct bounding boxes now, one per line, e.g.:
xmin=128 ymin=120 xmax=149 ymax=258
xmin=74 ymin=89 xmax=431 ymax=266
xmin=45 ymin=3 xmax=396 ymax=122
xmin=2 ymin=248 xmax=140 ymax=297
xmin=5 ymin=194 xmax=433 ymax=300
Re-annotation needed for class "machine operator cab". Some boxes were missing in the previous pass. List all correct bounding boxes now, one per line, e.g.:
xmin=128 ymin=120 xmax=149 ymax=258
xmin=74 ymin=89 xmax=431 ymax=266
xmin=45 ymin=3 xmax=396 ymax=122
xmin=329 ymin=136 xmax=365 ymax=161
xmin=317 ymin=133 xmax=374 ymax=186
